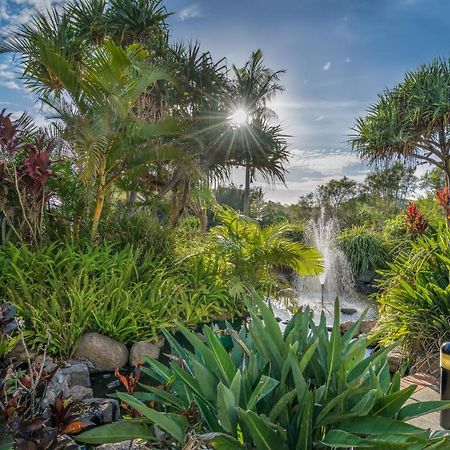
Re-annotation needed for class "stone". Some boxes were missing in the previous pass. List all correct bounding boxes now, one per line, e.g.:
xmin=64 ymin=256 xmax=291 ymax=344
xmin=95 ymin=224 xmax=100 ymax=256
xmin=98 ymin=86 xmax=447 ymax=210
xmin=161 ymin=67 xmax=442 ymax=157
xmin=97 ymin=441 xmax=150 ymax=450
xmin=129 ymin=341 xmax=160 ymax=366
xmin=340 ymin=307 xmax=357 ymax=315
xmin=360 ymin=320 xmax=377 ymax=335
xmin=61 ymin=363 xmax=91 ymax=388
xmin=339 ymin=321 xmax=358 ymax=336
xmin=7 ymin=340 xmax=37 ymax=361
xmin=68 ymin=385 xmax=93 ymax=401
xmin=73 ymin=333 xmax=129 ymax=371
xmin=388 ymin=348 xmax=405 ymax=373
xmin=82 ymin=398 xmax=121 ymax=424
xmin=357 ymin=270 xmax=376 ymax=284
xmin=156 ymin=334 xmax=165 ymax=349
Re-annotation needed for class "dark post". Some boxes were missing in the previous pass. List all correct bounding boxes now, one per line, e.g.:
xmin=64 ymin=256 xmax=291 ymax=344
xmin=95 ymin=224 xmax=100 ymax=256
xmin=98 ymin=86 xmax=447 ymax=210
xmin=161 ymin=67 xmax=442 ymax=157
xmin=440 ymin=342 xmax=450 ymax=429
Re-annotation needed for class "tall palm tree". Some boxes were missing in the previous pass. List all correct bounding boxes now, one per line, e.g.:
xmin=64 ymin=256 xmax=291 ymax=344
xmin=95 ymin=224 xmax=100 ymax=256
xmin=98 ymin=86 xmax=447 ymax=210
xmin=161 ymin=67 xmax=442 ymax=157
xmin=230 ymin=50 xmax=286 ymax=215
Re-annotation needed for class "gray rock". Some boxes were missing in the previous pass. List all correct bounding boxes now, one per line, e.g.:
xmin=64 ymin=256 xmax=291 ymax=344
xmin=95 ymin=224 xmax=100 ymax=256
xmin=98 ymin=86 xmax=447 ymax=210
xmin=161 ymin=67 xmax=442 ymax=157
xmin=129 ymin=341 xmax=160 ymax=366
xmin=68 ymin=385 xmax=93 ymax=401
xmin=61 ymin=363 xmax=91 ymax=388
xmin=97 ymin=441 xmax=150 ymax=450
xmin=340 ymin=307 xmax=357 ymax=315
xmin=42 ymin=368 xmax=70 ymax=407
xmin=360 ymin=320 xmax=377 ymax=335
xmin=73 ymin=333 xmax=129 ymax=371
xmin=82 ymin=398 xmax=121 ymax=424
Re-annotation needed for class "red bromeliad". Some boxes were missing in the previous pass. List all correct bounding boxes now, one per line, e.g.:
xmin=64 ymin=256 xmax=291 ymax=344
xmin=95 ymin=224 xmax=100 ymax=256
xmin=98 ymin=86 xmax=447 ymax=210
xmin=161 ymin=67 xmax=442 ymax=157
xmin=405 ymin=202 xmax=428 ymax=235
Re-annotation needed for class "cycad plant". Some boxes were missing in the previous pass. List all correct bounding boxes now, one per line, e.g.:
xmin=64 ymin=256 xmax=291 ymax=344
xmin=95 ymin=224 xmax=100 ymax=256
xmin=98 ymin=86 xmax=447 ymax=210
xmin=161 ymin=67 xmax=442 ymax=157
xmin=77 ymin=294 xmax=450 ymax=449
xmin=210 ymin=208 xmax=323 ymax=297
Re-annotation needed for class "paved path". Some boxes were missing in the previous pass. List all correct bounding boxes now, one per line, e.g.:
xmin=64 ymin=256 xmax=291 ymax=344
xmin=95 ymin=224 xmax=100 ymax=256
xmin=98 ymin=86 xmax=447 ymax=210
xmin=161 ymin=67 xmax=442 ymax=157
xmin=402 ymin=373 xmax=442 ymax=431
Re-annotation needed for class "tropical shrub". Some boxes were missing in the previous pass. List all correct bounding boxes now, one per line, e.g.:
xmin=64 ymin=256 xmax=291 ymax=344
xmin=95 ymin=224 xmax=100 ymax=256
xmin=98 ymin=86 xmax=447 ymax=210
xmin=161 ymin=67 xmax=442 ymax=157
xmin=208 ymin=208 xmax=322 ymax=297
xmin=337 ymin=227 xmax=390 ymax=278
xmin=376 ymin=226 xmax=450 ymax=359
xmin=0 ymin=243 xmax=242 ymax=356
xmin=77 ymin=295 xmax=450 ymax=449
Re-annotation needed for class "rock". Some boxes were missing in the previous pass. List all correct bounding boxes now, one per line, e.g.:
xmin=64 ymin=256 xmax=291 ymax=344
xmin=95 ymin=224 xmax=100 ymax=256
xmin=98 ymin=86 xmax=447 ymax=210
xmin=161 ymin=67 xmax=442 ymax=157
xmin=388 ymin=348 xmax=405 ymax=373
xmin=42 ymin=368 xmax=70 ymax=407
xmin=73 ymin=333 xmax=128 ymax=371
xmin=68 ymin=385 xmax=93 ymax=401
xmin=97 ymin=441 xmax=150 ymax=450
xmin=62 ymin=363 xmax=91 ymax=388
xmin=56 ymin=434 xmax=79 ymax=450
xmin=339 ymin=321 xmax=358 ymax=336
xmin=340 ymin=307 xmax=357 ymax=315
xmin=360 ymin=320 xmax=377 ymax=335
xmin=129 ymin=341 xmax=160 ymax=366
xmin=156 ymin=334 xmax=165 ymax=349
xmin=357 ymin=270 xmax=376 ymax=284
xmin=7 ymin=340 xmax=37 ymax=361
xmin=82 ymin=398 xmax=121 ymax=424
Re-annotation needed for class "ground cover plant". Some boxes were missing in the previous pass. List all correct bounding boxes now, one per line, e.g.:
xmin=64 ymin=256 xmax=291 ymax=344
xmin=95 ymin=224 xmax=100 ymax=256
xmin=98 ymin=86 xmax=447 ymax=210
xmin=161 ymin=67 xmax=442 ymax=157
xmin=0 ymin=242 xmax=241 ymax=357
xmin=76 ymin=295 xmax=450 ymax=449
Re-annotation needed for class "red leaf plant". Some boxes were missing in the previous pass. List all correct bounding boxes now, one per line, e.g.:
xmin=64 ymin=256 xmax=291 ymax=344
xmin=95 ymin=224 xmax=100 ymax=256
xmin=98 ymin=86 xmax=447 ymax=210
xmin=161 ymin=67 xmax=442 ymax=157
xmin=405 ymin=202 xmax=428 ymax=235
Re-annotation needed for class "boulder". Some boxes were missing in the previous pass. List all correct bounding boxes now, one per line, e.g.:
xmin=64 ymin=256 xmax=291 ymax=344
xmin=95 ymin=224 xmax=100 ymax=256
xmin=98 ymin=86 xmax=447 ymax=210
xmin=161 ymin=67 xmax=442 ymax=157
xmin=73 ymin=333 xmax=128 ymax=371
xmin=129 ymin=341 xmax=160 ymax=366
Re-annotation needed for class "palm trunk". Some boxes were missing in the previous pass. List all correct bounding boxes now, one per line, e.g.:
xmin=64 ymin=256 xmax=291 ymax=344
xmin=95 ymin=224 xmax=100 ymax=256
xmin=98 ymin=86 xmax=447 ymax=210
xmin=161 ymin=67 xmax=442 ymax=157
xmin=91 ymin=162 xmax=107 ymax=241
xmin=243 ymin=164 xmax=251 ymax=216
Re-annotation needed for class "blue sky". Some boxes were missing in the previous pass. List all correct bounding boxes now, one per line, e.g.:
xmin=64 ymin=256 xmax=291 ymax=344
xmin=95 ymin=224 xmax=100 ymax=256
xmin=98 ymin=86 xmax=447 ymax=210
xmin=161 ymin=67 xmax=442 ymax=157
xmin=1 ymin=0 xmax=450 ymax=202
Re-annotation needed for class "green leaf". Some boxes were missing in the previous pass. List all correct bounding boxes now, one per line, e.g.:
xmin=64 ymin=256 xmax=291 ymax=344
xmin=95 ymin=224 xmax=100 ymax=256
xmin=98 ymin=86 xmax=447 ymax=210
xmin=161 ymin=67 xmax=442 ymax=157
xmin=199 ymin=432 xmax=246 ymax=450
xmin=247 ymin=375 xmax=279 ymax=410
xmin=204 ymin=327 xmax=237 ymax=385
xmin=351 ymin=389 xmax=378 ymax=415
xmin=75 ymin=421 xmax=155 ymax=444
xmin=322 ymin=429 xmax=375 ymax=448
xmin=337 ymin=416 xmax=427 ymax=436
xmin=117 ymin=393 xmax=185 ymax=443
xmin=398 ymin=401 xmax=450 ymax=421
xmin=268 ymin=389 xmax=297 ymax=422
xmin=237 ymin=409 xmax=288 ymax=450
xmin=371 ymin=385 xmax=416 ymax=417
xmin=217 ymin=382 xmax=237 ymax=434
xmin=296 ymin=391 xmax=313 ymax=450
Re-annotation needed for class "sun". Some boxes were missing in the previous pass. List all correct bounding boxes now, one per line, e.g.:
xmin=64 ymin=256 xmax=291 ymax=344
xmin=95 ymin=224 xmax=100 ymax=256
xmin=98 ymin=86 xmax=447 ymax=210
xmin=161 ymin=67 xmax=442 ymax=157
xmin=228 ymin=109 xmax=249 ymax=128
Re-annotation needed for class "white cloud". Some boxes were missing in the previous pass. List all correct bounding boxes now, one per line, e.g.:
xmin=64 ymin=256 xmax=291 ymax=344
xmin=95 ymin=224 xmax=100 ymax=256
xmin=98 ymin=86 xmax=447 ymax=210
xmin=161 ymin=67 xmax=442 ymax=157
xmin=0 ymin=80 xmax=21 ymax=90
xmin=345 ymin=57 xmax=351 ymax=63
xmin=177 ymin=3 xmax=203 ymax=21
xmin=315 ymin=115 xmax=324 ymax=121
xmin=323 ymin=61 xmax=332 ymax=71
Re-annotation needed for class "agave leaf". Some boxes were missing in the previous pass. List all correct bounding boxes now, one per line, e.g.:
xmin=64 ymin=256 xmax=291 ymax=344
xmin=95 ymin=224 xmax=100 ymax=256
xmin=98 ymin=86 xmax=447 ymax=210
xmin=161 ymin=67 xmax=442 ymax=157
xmin=199 ymin=432 xmax=246 ymax=449
xmin=321 ymin=429 xmax=375 ymax=448
xmin=237 ymin=409 xmax=288 ymax=450
xmin=371 ymin=385 xmax=416 ymax=417
xmin=337 ymin=416 xmax=428 ymax=437
xmin=247 ymin=375 xmax=279 ymax=410
xmin=397 ymin=400 xmax=450 ymax=422
xmin=204 ymin=327 xmax=237 ymax=385
xmin=75 ymin=421 xmax=155 ymax=444
xmin=117 ymin=393 xmax=186 ymax=443
xmin=296 ymin=390 xmax=313 ymax=450
xmin=217 ymin=382 xmax=237 ymax=434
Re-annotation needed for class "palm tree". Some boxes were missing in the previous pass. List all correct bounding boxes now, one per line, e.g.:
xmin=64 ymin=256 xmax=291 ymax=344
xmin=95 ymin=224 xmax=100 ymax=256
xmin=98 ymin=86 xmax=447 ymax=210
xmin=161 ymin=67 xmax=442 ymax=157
xmin=210 ymin=208 xmax=323 ymax=297
xmin=230 ymin=50 xmax=286 ymax=215
xmin=36 ymin=39 xmax=181 ymax=238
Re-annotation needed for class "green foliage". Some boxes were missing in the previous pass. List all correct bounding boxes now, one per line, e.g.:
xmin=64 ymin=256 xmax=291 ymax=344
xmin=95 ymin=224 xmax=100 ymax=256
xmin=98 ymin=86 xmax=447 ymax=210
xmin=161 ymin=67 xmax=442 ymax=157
xmin=209 ymin=208 xmax=322 ymax=296
xmin=0 ymin=242 xmax=242 ymax=356
xmin=337 ymin=227 xmax=390 ymax=278
xmin=77 ymin=295 xmax=450 ymax=449
xmin=376 ymin=227 xmax=450 ymax=358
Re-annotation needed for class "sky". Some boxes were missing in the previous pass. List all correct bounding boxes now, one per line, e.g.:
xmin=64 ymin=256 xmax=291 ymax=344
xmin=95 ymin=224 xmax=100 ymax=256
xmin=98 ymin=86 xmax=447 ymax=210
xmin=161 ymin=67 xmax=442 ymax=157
xmin=1 ymin=0 xmax=450 ymax=203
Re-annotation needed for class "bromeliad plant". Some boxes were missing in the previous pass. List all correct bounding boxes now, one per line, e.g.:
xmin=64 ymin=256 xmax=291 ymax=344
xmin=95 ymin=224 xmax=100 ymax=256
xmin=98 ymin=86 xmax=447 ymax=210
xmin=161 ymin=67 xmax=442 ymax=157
xmin=76 ymin=294 xmax=450 ymax=449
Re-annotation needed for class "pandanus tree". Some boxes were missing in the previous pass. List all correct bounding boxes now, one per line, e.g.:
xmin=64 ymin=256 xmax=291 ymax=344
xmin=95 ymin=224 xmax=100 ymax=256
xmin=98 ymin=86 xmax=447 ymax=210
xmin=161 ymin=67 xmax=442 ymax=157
xmin=351 ymin=58 xmax=450 ymax=221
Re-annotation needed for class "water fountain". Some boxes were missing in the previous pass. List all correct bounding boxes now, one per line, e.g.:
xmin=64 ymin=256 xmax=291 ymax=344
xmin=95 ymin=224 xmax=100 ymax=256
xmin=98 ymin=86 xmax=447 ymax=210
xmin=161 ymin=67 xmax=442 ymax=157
xmin=294 ymin=210 xmax=376 ymax=324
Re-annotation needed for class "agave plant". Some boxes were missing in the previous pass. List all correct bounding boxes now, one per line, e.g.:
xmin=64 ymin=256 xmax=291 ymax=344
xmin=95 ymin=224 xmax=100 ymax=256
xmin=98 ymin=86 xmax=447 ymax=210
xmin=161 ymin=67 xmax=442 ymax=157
xmin=76 ymin=294 xmax=450 ymax=449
